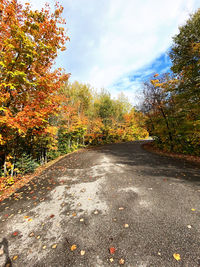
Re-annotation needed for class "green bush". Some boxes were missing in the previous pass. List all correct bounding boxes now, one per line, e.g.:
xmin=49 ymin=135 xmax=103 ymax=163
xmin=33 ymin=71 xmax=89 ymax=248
xmin=15 ymin=153 xmax=39 ymax=175
xmin=47 ymin=150 xmax=61 ymax=161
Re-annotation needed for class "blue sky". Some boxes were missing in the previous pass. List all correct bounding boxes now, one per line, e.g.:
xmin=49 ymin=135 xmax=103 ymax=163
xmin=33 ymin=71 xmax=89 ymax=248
xmin=20 ymin=0 xmax=199 ymax=104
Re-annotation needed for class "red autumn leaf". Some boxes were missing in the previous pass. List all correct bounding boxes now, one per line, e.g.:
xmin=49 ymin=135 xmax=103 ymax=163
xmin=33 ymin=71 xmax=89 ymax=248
xmin=13 ymin=231 xmax=18 ymax=236
xmin=50 ymin=214 xmax=55 ymax=218
xmin=109 ymin=247 xmax=116 ymax=254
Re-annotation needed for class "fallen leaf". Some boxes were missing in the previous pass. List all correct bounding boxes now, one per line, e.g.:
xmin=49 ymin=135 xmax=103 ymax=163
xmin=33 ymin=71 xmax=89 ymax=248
xmin=191 ymin=208 xmax=196 ymax=211
xmin=187 ymin=225 xmax=192 ymax=229
xmin=80 ymin=218 xmax=84 ymax=222
xmin=52 ymin=244 xmax=57 ymax=249
xmin=43 ymin=245 xmax=46 ymax=250
xmin=173 ymin=253 xmax=181 ymax=261
xmin=13 ymin=231 xmax=18 ymax=236
xmin=80 ymin=250 xmax=85 ymax=256
xmin=72 ymin=213 xmax=76 ymax=217
xmin=24 ymin=216 xmax=29 ymax=219
xmin=13 ymin=255 xmax=18 ymax=260
xmin=119 ymin=258 xmax=125 ymax=265
xmin=119 ymin=207 xmax=124 ymax=210
xmin=71 ymin=244 xmax=77 ymax=251
xmin=37 ymin=235 xmax=40 ymax=239
xmin=0 ymin=248 xmax=4 ymax=256
xmin=50 ymin=214 xmax=55 ymax=218
xmin=109 ymin=247 xmax=116 ymax=254
xmin=158 ymin=252 xmax=161 ymax=256
xmin=110 ymin=258 xmax=114 ymax=262
xmin=94 ymin=210 xmax=98 ymax=214
xmin=29 ymin=232 xmax=34 ymax=237
xmin=124 ymin=224 xmax=129 ymax=228
xmin=28 ymin=218 xmax=32 ymax=222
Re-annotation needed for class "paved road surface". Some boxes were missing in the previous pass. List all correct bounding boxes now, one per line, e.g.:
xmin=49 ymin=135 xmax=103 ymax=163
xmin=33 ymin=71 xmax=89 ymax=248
xmin=0 ymin=141 xmax=200 ymax=267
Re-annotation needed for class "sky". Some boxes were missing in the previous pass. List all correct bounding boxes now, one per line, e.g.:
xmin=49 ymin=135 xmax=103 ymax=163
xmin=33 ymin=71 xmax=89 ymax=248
xmin=20 ymin=0 xmax=199 ymax=104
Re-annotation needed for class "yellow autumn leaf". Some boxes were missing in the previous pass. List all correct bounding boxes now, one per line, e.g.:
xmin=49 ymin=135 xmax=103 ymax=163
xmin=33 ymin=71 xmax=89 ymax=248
xmin=173 ymin=253 xmax=181 ymax=261
xmin=191 ymin=208 xmax=196 ymax=211
xmin=13 ymin=255 xmax=18 ymax=260
xmin=80 ymin=250 xmax=85 ymax=256
xmin=71 ymin=244 xmax=77 ymax=251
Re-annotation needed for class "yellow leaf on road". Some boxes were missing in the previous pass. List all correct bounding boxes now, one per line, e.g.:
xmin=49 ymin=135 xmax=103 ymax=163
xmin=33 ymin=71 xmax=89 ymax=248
xmin=173 ymin=253 xmax=181 ymax=261
xmin=13 ymin=255 xmax=18 ymax=260
xmin=71 ymin=244 xmax=77 ymax=251
xmin=80 ymin=250 xmax=85 ymax=255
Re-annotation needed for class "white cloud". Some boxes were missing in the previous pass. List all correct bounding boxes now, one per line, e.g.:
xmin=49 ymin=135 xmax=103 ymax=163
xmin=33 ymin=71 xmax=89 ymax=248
xmin=19 ymin=0 xmax=199 ymax=103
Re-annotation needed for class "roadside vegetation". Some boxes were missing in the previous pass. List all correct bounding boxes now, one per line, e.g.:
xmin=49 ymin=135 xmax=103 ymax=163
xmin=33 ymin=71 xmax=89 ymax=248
xmin=141 ymin=9 xmax=200 ymax=156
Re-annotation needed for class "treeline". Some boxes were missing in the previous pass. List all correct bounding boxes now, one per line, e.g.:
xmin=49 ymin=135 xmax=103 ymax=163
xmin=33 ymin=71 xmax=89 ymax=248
xmin=141 ymin=9 xmax=200 ymax=156
xmin=0 ymin=0 xmax=148 ymax=185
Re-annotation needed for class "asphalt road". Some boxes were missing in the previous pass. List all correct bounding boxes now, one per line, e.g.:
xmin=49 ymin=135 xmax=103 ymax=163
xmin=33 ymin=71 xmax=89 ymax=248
xmin=0 ymin=141 xmax=200 ymax=267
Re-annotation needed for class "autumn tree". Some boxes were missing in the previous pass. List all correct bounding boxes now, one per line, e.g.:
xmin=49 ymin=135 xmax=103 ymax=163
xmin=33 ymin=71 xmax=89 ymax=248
xmin=169 ymin=8 xmax=200 ymax=154
xmin=0 ymin=0 xmax=69 ymax=174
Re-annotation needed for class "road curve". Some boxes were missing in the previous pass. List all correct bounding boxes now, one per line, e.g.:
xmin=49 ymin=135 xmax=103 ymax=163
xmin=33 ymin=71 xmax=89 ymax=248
xmin=0 ymin=141 xmax=200 ymax=267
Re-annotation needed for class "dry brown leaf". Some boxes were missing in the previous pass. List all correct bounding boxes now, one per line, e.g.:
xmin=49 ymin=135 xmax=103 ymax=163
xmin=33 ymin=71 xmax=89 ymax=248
xmin=119 ymin=258 xmax=125 ymax=265
xmin=29 ymin=232 xmax=34 ymax=237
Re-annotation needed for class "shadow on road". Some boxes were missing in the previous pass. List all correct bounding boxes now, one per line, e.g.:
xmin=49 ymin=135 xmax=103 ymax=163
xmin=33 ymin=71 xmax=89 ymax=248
xmin=0 ymin=238 xmax=12 ymax=267
xmin=97 ymin=141 xmax=200 ymax=186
